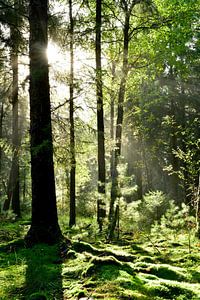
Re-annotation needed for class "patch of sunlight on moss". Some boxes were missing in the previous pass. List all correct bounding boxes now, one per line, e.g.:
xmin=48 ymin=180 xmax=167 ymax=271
xmin=107 ymin=245 xmax=132 ymax=255
xmin=64 ymin=280 xmax=86 ymax=299
xmin=62 ymin=264 xmax=85 ymax=278
xmin=62 ymin=252 xmax=89 ymax=278
xmin=139 ymin=273 xmax=200 ymax=299
xmin=0 ymin=264 xmax=26 ymax=299
xmin=116 ymin=270 xmax=140 ymax=288
xmin=132 ymin=261 xmax=189 ymax=281
xmin=93 ymin=281 xmax=121 ymax=298
xmin=106 ymin=243 xmax=131 ymax=252
xmin=121 ymin=289 xmax=148 ymax=300
xmin=136 ymin=255 xmax=157 ymax=263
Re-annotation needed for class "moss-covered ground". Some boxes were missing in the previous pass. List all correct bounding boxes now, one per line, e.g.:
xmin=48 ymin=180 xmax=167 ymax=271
xmin=0 ymin=220 xmax=200 ymax=299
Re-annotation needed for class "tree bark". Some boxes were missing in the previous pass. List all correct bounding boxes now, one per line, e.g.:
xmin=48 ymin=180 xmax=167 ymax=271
xmin=0 ymin=102 xmax=3 ymax=177
xmin=69 ymin=0 xmax=76 ymax=227
xmin=108 ymin=7 xmax=130 ymax=239
xmin=3 ymin=2 xmax=20 ymax=217
xmin=110 ymin=61 xmax=116 ymax=180
xmin=25 ymin=0 xmax=62 ymax=245
xmin=96 ymin=0 xmax=106 ymax=231
xmin=0 ymin=102 xmax=3 ymax=200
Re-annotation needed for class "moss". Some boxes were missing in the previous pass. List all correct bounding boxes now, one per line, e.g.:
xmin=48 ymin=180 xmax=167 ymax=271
xmin=0 ymin=242 xmax=63 ymax=300
xmin=136 ymin=255 xmax=158 ymax=263
xmin=132 ymin=261 xmax=188 ymax=281
xmin=73 ymin=240 xmax=136 ymax=262
xmin=131 ymin=244 xmax=151 ymax=255
xmin=0 ymin=225 xmax=200 ymax=300
xmin=140 ymin=273 xmax=200 ymax=300
xmin=98 ymin=265 xmax=120 ymax=281
xmin=28 ymin=292 xmax=47 ymax=300
xmin=148 ymin=264 xmax=188 ymax=281
xmin=190 ymin=269 xmax=200 ymax=283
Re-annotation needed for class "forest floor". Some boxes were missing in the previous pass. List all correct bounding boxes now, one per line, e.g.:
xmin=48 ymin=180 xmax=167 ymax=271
xmin=0 ymin=219 xmax=200 ymax=300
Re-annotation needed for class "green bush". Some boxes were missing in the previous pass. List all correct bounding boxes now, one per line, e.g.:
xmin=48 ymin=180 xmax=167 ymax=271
xmin=151 ymin=201 xmax=196 ymax=239
xmin=138 ymin=191 xmax=171 ymax=231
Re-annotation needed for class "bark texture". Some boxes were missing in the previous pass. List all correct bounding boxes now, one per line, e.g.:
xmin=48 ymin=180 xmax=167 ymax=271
xmin=69 ymin=0 xmax=76 ymax=227
xmin=108 ymin=6 xmax=130 ymax=240
xmin=96 ymin=0 xmax=106 ymax=231
xmin=3 ymin=3 xmax=20 ymax=217
xmin=26 ymin=0 xmax=62 ymax=245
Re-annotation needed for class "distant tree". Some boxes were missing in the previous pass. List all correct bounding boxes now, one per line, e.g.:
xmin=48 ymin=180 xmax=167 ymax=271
xmin=0 ymin=102 xmax=3 ymax=184
xmin=69 ymin=0 xmax=76 ymax=227
xmin=25 ymin=0 xmax=62 ymax=245
xmin=96 ymin=0 xmax=106 ymax=231
xmin=3 ymin=0 xmax=21 ymax=218
xmin=108 ymin=0 xmax=134 ymax=240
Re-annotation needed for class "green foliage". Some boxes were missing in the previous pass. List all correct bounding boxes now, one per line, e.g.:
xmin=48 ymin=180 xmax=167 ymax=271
xmin=140 ymin=191 xmax=171 ymax=229
xmin=151 ymin=201 xmax=196 ymax=239
xmin=120 ymin=191 xmax=172 ymax=234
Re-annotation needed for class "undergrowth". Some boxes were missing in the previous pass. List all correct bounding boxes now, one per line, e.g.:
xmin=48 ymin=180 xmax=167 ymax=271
xmin=0 ymin=218 xmax=200 ymax=299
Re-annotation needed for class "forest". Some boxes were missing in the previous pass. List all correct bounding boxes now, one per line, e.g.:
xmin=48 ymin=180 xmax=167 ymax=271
xmin=0 ymin=0 xmax=200 ymax=299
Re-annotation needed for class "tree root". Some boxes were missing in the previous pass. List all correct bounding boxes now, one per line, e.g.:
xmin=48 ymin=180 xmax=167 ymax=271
xmin=73 ymin=241 xmax=136 ymax=262
xmin=82 ymin=255 xmax=135 ymax=277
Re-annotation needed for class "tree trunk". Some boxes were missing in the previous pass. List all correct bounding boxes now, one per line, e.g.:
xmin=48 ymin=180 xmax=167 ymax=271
xmin=0 ymin=102 xmax=3 ymax=176
xmin=196 ymin=174 xmax=200 ymax=238
xmin=0 ymin=102 xmax=3 ymax=201
xmin=170 ymin=97 xmax=180 ymax=205
xmin=110 ymin=61 xmax=116 ymax=180
xmin=96 ymin=0 xmax=106 ymax=231
xmin=25 ymin=0 xmax=62 ymax=245
xmin=3 ymin=3 xmax=20 ymax=217
xmin=69 ymin=0 xmax=76 ymax=227
xmin=108 ymin=8 xmax=130 ymax=240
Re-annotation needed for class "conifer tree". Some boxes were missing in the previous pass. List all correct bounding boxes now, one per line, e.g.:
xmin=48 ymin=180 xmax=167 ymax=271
xmin=26 ymin=0 xmax=62 ymax=245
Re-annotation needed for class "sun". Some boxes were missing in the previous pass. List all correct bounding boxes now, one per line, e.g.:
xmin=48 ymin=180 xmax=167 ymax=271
xmin=47 ymin=42 xmax=59 ymax=62
xmin=47 ymin=42 xmax=67 ymax=70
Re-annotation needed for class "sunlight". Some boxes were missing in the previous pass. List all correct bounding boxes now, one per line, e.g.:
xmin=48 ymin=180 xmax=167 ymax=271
xmin=47 ymin=42 xmax=65 ymax=66
xmin=47 ymin=41 xmax=95 ymax=72
xmin=47 ymin=41 xmax=95 ymax=123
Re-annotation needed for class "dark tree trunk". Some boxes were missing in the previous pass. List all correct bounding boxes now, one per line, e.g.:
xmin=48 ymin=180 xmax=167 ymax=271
xmin=108 ymin=8 xmax=130 ymax=239
xmin=96 ymin=0 xmax=106 ymax=231
xmin=3 ymin=5 xmax=20 ymax=217
xmin=25 ymin=0 xmax=62 ymax=245
xmin=69 ymin=0 xmax=76 ymax=227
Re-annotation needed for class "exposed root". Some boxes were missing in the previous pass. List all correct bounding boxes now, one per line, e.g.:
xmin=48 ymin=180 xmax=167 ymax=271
xmin=73 ymin=241 xmax=136 ymax=262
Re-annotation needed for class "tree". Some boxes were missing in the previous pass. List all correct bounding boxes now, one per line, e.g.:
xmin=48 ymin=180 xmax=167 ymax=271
xmin=96 ymin=0 xmax=106 ymax=231
xmin=69 ymin=0 xmax=76 ymax=227
xmin=25 ymin=0 xmax=62 ymax=245
xmin=3 ymin=0 xmax=20 ymax=217
xmin=0 ymin=102 xmax=3 ymax=189
xmin=108 ymin=0 xmax=134 ymax=240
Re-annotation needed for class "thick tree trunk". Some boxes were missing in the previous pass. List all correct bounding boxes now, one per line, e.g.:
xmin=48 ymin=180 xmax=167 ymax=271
xmin=25 ymin=0 xmax=62 ymax=245
xmin=69 ymin=0 xmax=76 ymax=227
xmin=96 ymin=0 xmax=106 ymax=231
xmin=108 ymin=9 xmax=130 ymax=239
